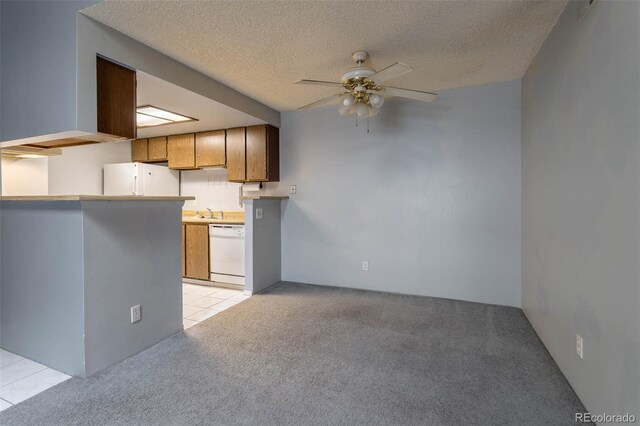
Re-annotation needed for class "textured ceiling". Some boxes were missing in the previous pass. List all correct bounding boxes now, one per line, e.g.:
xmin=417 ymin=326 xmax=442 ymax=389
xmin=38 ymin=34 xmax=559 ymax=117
xmin=83 ymin=0 xmax=567 ymax=111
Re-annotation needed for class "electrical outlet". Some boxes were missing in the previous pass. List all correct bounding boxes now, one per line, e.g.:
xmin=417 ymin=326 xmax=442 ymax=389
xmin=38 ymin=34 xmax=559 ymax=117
xmin=255 ymin=208 xmax=263 ymax=219
xmin=131 ymin=305 xmax=141 ymax=323
xmin=290 ymin=185 xmax=297 ymax=194
xmin=576 ymin=334 xmax=583 ymax=359
xmin=362 ymin=261 xmax=369 ymax=271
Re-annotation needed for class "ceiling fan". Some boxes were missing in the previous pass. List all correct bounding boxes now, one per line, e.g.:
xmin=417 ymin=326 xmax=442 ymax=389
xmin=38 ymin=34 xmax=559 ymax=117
xmin=294 ymin=50 xmax=437 ymax=119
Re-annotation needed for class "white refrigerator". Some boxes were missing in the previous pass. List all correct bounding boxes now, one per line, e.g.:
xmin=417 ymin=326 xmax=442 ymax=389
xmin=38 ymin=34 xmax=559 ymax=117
xmin=103 ymin=162 xmax=179 ymax=196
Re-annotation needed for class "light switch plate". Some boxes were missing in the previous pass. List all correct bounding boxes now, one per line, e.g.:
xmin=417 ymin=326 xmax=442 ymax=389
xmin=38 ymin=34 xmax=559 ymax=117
xmin=362 ymin=261 xmax=369 ymax=271
xmin=576 ymin=334 xmax=583 ymax=359
xmin=131 ymin=305 xmax=141 ymax=323
xmin=290 ymin=185 xmax=297 ymax=194
xmin=255 ymin=208 xmax=263 ymax=219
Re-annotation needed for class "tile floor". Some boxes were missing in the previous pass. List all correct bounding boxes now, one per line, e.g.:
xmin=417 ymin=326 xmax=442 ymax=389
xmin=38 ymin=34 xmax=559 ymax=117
xmin=0 ymin=349 xmax=70 ymax=412
xmin=0 ymin=282 xmax=247 ymax=412
xmin=182 ymin=283 xmax=250 ymax=329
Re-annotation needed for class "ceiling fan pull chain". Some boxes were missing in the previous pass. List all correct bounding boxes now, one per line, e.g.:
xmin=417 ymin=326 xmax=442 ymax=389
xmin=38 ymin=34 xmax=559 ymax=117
xmin=355 ymin=116 xmax=358 ymax=127
xmin=367 ymin=117 xmax=370 ymax=134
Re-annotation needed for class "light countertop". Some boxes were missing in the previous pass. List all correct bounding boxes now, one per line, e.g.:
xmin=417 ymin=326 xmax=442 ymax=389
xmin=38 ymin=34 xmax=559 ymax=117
xmin=0 ymin=195 xmax=195 ymax=201
xmin=182 ymin=217 xmax=245 ymax=225
xmin=240 ymin=195 xmax=289 ymax=200
xmin=182 ymin=210 xmax=244 ymax=225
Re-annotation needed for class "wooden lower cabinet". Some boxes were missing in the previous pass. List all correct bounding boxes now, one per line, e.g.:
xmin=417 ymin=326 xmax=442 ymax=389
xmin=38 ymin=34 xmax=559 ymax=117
xmin=181 ymin=224 xmax=186 ymax=277
xmin=183 ymin=223 xmax=209 ymax=280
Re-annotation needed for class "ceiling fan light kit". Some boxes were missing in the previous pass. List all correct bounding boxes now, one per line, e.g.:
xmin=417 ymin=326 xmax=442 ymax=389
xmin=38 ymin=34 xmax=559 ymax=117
xmin=295 ymin=50 xmax=437 ymax=124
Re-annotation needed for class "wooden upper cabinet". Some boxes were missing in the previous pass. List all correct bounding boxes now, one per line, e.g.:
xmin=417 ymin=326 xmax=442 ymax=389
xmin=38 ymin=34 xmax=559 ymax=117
xmin=96 ymin=56 xmax=136 ymax=140
xmin=148 ymin=137 xmax=168 ymax=162
xmin=246 ymin=124 xmax=279 ymax=182
xmin=128 ymin=125 xmax=279 ymax=180
xmin=167 ymin=133 xmax=196 ymax=169
xmin=131 ymin=138 xmax=148 ymax=162
xmin=195 ymin=130 xmax=225 ymax=167
xmin=184 ymin=224 xmax=209 ymax=280
xmin=131 ymin=137 xmax=167 ymax=162
xmin=226 ymin=127 xmax=246 ymax=182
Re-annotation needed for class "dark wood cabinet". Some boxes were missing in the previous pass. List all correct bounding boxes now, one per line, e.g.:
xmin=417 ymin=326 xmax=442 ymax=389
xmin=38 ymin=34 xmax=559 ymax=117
xmin=246 ymin=124 xmax=279 ymax=182
xmin=226 ymin=127 xmax=246 ymax=182
xmin=167 ymin=133 xmax=197 ymax=169
xmin=195 ymin=130 xmax=226 ymax=167
xmin=97 ymin=56 xmax=136 ymax=140
xmin=184 ymin=223 xmax=209 ymax=280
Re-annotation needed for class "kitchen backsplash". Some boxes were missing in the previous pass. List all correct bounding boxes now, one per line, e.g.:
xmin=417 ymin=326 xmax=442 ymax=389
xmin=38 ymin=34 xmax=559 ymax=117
xmin=180 ymin=168 xmax=242 ymax=211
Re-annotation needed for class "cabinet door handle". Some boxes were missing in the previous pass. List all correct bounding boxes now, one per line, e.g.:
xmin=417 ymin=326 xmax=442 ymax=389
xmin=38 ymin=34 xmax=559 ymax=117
xmin=132 ymin=175 xmax=137 ymax=195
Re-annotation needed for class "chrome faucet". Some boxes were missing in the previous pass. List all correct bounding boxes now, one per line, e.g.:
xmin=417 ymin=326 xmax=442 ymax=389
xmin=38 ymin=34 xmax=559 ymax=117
xmin=206 ymin=208 xmax=225 ymax=220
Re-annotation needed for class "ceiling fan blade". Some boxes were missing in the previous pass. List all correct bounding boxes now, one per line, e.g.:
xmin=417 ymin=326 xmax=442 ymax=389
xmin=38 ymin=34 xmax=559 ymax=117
xmin=368 ymin=62 xmax=413 ymax=84
xmin=298 ymin=93 xmax=344 ymax=111
xmin=294 ymin=79 xmax=343 ymax=87
xmin=381 ymin=86 xmax=437 ymax=102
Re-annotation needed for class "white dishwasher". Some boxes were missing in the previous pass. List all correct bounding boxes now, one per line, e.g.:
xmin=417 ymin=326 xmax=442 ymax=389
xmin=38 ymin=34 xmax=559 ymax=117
xmin=209 ymin=224 xmax=245 ymax=286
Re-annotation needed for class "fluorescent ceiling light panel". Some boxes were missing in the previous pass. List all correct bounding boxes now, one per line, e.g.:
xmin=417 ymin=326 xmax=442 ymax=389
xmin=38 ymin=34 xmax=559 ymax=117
xmin=137 ymin=113 xmax=172 ymax=128
xmin=136 ymin=105 xmax=197 ymax=128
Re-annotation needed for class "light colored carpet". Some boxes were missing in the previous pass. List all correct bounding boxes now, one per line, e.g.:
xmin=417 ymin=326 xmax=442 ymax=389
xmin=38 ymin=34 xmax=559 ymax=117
xmin=0 ymin=282 xmax=587 ymax=425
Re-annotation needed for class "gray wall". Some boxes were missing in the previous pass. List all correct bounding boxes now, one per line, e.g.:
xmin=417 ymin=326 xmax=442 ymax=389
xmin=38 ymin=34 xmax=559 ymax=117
xmin=268 ymin=80 xmax=522 ymax=307
xmin=0 ymin=202 xmax=86 ymax=376
xmin=82 ymin=201 xmax=183 ymax=376
xmin=0 ymin=1 xmax=99 ymax=141
xmin=0 ymin=200 xmax=184 ymax=378
xmin=522 ymin=0 xmax=640 ymax=416
xmin=244 ymin=199 xmax=283 ymax=294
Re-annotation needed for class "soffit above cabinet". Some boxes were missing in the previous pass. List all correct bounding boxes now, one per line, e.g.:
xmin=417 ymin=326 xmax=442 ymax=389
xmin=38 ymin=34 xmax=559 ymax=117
xmin=136 ymin=72 xmax=266 ymax=138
